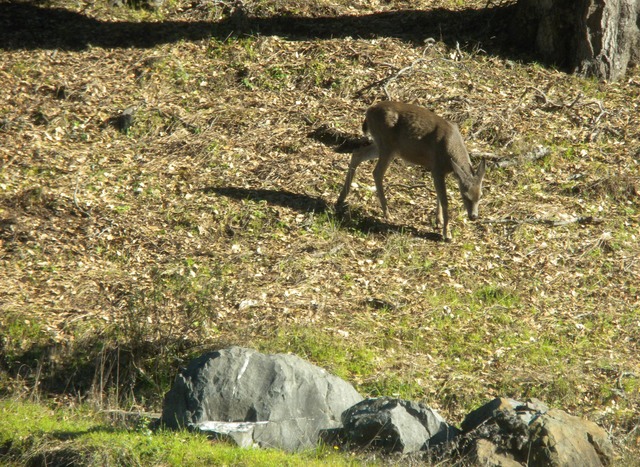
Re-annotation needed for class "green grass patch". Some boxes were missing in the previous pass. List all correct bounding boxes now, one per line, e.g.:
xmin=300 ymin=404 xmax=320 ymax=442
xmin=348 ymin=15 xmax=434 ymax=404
xmin=473 ymin=285 xmax=520 ymax=307
xmin=264 ymin=326 xmax=377 ymax=382
xmin=0 ymin=400 xmax=358 ymax=467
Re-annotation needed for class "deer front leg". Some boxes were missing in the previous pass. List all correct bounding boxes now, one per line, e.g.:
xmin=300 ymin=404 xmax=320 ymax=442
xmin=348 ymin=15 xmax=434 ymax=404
xmin=432 ymin=172 xmax=451 ymax=241
xmin=336 ymin=144 xmax=378 ymax=208
xmin=435 ymin=196 xmax=444 ymax=229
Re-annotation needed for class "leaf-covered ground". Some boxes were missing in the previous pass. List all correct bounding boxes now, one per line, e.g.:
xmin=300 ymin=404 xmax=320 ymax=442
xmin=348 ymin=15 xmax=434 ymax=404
xmin=1 ymin=0 xmax=639 ymax=462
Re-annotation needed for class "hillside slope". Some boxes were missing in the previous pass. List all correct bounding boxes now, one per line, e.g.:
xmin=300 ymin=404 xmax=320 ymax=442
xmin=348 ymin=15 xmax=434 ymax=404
xmin=1 ymin=0 xmax=639 ymax=462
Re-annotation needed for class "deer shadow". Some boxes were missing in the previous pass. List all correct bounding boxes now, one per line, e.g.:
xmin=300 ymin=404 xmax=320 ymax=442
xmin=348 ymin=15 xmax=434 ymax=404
xmin=206 ymin=186 xmax=442 ymax=241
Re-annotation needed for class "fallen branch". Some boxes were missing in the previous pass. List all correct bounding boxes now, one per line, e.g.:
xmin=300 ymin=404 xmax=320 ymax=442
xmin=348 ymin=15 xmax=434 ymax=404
xmin=520 ymin=87 xmax=607 ymax=128
xmin=355 ymin=57 xmax=435 ymax=99
xmin=382 ymin=59 xmax=426 ymax=99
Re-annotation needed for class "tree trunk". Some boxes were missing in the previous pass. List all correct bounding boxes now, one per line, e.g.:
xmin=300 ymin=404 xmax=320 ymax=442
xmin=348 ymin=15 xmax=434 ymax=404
xmin=512 ymin=0 xmax=640 ymax=82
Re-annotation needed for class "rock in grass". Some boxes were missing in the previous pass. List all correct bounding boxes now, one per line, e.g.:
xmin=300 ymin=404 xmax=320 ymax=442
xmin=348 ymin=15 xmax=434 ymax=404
xmin=528 ymin=409 xmax=614 ymax=467
xmin=106 ymin=106 xmax=135 ymax=133
xmin=461 ymin=397 xmax=548 ymax=433
xmin=159 ymin=346 xmax=363 ymax=452
xmin=340 ymin=397 xmax=458 ymax=454
xmin=458 ymin=397 xmax=614 ymax=466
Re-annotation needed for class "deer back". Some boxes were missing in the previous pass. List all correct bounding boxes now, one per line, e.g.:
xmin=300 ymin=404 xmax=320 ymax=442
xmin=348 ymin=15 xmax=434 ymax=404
xmin=364 ymin=101 xmax=463 ymax=173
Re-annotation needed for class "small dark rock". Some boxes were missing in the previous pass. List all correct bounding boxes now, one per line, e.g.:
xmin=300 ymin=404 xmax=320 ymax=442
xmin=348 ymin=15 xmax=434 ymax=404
xmin=341 ymin=397 xmax=457 ymax=454
xmin=461 ymin=397 xmax=522 ymax=432
xmin=105 ymin=106 xmax=135 ymax=134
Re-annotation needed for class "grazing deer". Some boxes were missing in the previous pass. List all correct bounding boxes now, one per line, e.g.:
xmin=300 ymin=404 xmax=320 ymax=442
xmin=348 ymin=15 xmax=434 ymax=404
xmin=335 ymin=101 xmax=486 ymax=241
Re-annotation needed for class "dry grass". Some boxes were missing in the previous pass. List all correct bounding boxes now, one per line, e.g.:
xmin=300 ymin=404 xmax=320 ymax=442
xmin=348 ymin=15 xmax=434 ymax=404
xmin=1 ymin=0 xmax=639 ymax=462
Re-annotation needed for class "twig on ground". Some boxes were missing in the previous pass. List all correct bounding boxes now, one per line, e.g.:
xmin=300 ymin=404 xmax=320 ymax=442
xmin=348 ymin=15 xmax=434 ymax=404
xmin=521 ymin=86 xmax=564 ymax=110
xmin=355 ymin=57 xmax=435 ymax=99
xmin=382 ymin=58 xmax=436 ymax=99
xmin=521 ymin=87 xmax=607 ymax=123
xmin=155 ymin=107 xmax=200 ymax=134
xmin=73 ymin=176 xmax=92 ymax=218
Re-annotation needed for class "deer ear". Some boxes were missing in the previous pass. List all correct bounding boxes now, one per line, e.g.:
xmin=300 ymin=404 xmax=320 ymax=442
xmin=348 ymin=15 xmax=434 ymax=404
xmin=476 ymin=158 xmax=486 ymax=179
xmin=451 ymin=158 xmax=473 ymax=185
xmin=450 ymin=157 xmax=464 ymax=179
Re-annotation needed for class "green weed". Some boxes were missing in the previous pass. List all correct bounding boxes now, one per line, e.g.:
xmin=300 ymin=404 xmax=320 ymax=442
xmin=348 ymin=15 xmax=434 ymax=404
xmin=473 ymin=285 xmax=520 ymax=307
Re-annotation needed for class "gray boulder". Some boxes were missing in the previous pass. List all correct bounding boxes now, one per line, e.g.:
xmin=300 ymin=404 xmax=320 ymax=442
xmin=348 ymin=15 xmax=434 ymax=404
xmin=160 ymin=347 xmax=363 ymax=451
xmin=341 ymin=397 xmax=458 ymax=454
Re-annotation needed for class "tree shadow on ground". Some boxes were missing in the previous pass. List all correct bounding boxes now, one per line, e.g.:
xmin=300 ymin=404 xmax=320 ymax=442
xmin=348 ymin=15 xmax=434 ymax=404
xmin=206 ymin=186 xmax=442 ymax=241
xmin=0 ymin=335 xmax=236 ymax=405
xmin=1 ymin=1 xmax=519 ymax=59
xmin=206 ymin=186 xmax=330 ymax=212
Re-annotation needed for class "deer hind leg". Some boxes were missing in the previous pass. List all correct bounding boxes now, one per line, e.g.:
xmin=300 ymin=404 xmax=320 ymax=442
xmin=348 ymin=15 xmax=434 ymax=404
xmin=432 ymin=172 xmax=451 ymax=241
xmin=372 ymin=150 xmax=395 ymax=218
xmin=336 ymin=143 xmax=378 ymax=207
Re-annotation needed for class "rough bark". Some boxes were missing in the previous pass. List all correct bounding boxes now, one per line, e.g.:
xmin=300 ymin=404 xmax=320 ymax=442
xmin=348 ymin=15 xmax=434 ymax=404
xmin=512 ymin=0 xmax=640 ymax=82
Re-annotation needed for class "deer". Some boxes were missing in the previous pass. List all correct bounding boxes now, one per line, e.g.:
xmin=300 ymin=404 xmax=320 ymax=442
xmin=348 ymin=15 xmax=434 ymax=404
xmin=335 ymin=101 xmax=486 ymax=241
